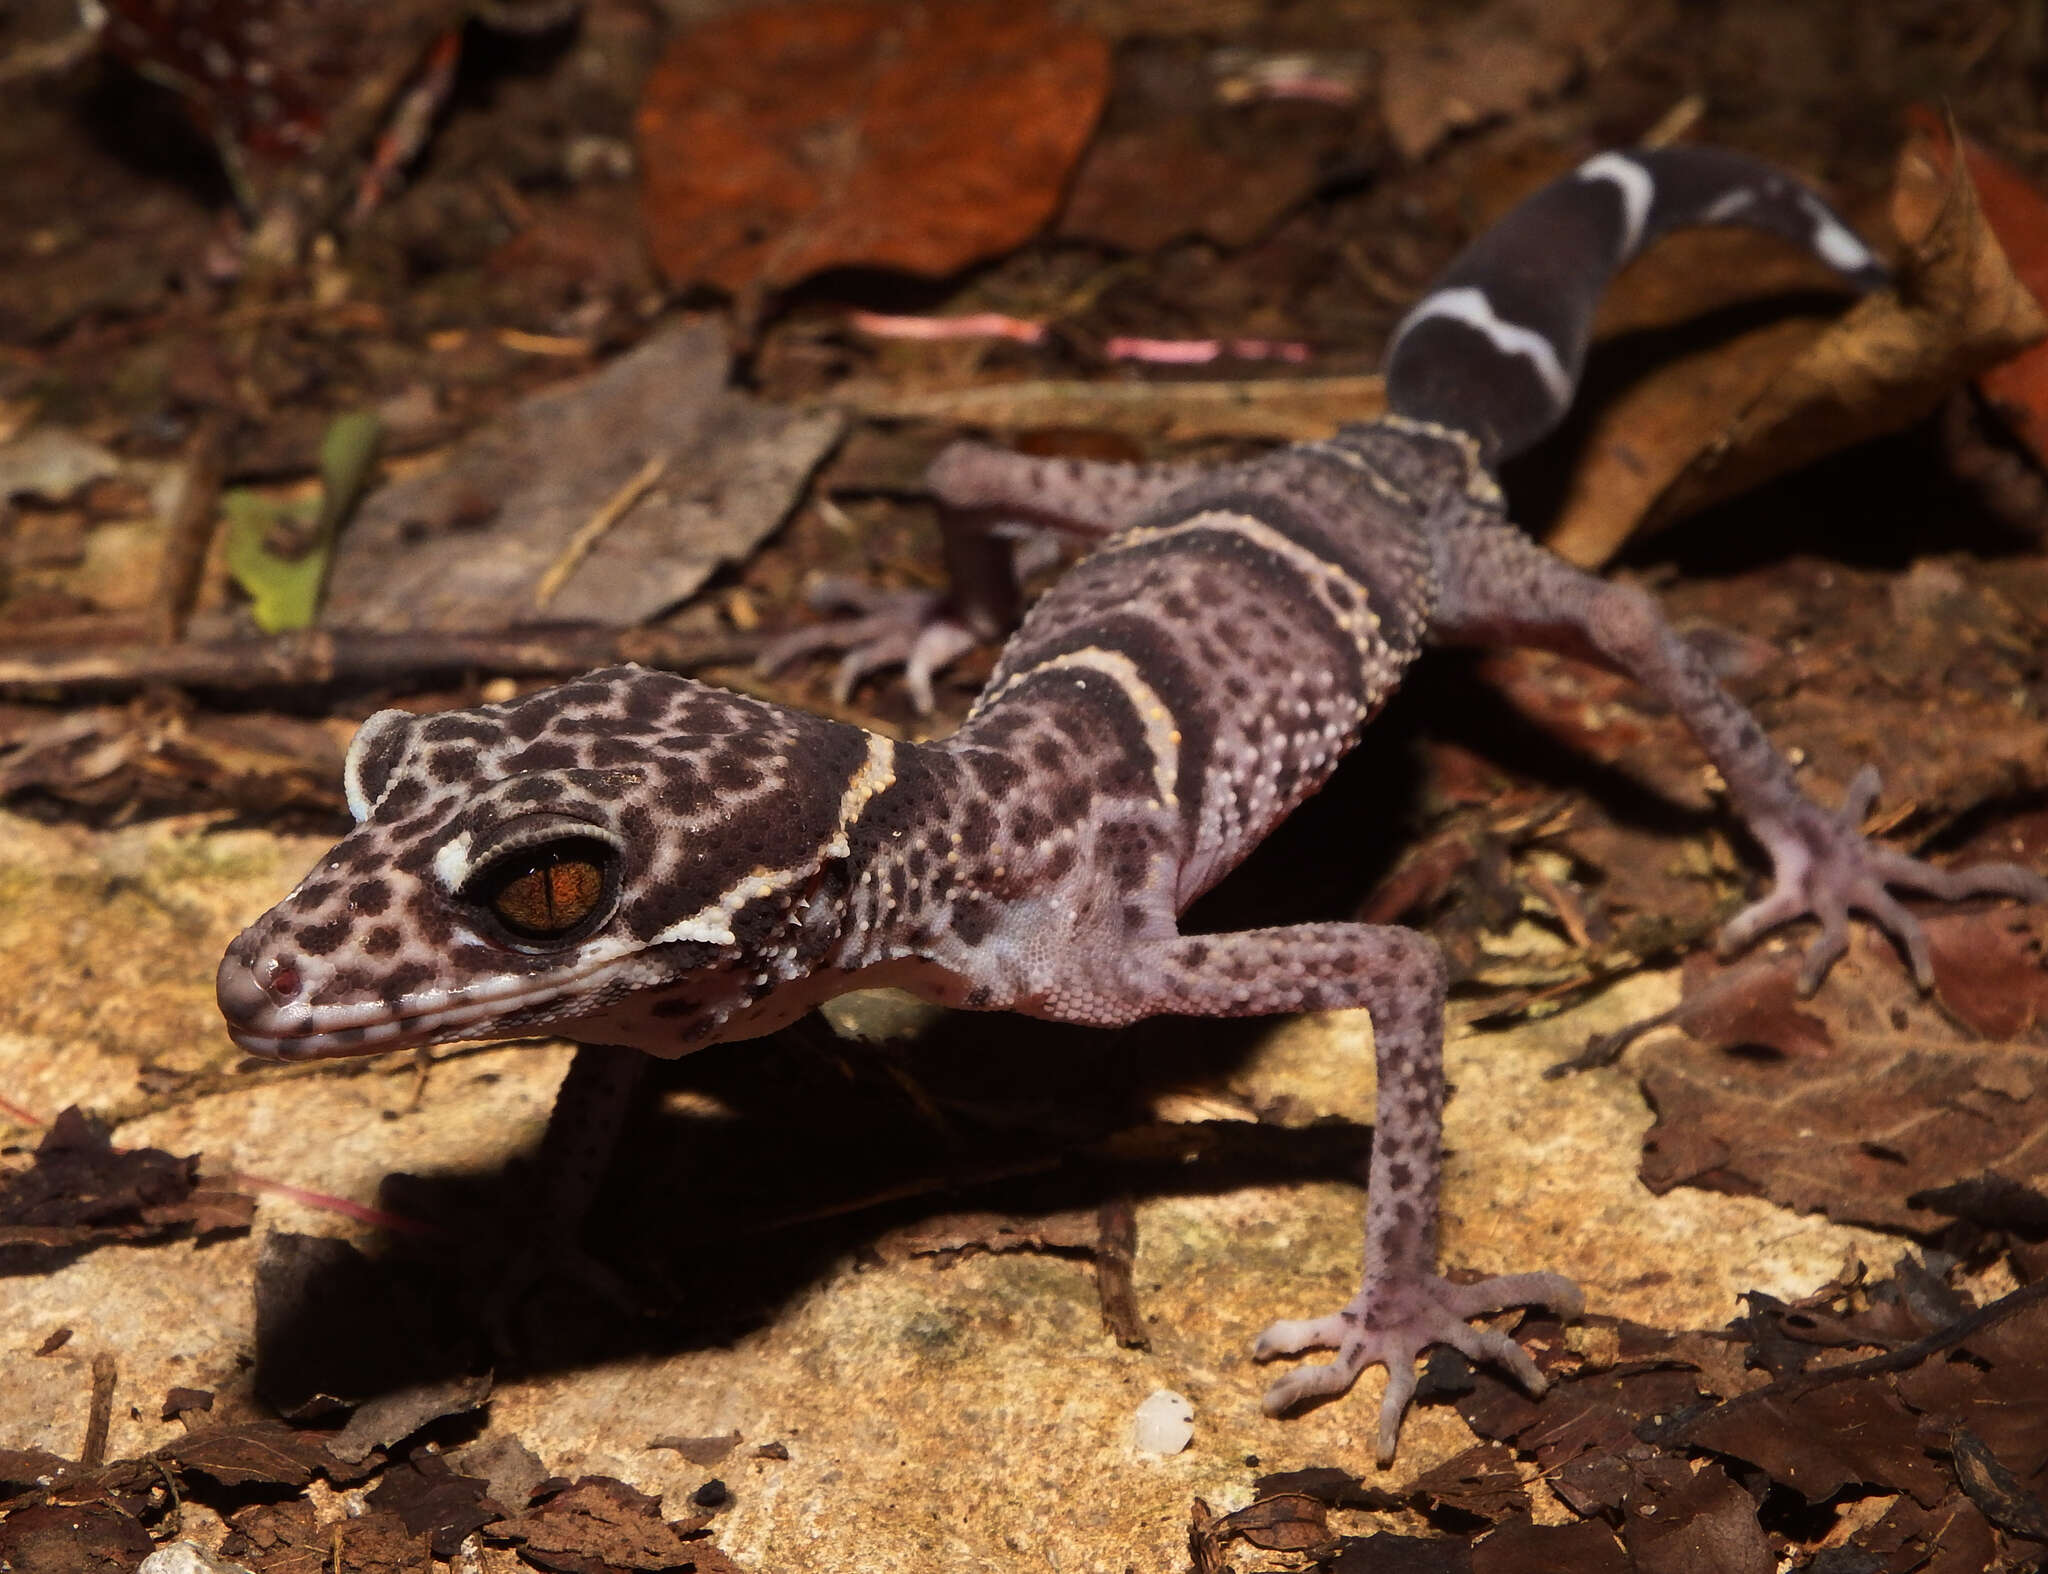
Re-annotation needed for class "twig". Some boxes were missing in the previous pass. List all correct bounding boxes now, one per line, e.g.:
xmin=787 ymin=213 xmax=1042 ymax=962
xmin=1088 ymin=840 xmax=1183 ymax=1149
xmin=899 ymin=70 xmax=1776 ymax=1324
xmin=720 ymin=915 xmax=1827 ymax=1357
xmin=1105 ymin=336 xmax=1313 ymax=365
xmin=0 ymin=623 xmax=762 ymax=699
xmin=1641 ymin=94 xmax=1707 ymax=148
xmin=497 ymin=328 xmax=594 ymax=359
xmin=230 ymin=1171 xmax=439 ymax=1237
xmin=1095 ymin=1197 xmax=1148 ymax=1349
xmin=828 ymin=373 xmax=1388 ymax=442
xmin=150 ymin=410 xmax=231 ymax=644
xmin=82 ymin=1354 xmax=117 ymax=1469
xmin=532 ymin=451 xmax=671 ymax=610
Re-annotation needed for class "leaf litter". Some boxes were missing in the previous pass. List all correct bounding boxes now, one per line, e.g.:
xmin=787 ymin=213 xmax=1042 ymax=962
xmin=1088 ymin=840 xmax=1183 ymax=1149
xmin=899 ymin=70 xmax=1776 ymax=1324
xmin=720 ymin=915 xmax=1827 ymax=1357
xmin=8 ymin=0 xmax=2048 ymax=1569
xmin=1545 ymin=124 xmax=2048 ymax=567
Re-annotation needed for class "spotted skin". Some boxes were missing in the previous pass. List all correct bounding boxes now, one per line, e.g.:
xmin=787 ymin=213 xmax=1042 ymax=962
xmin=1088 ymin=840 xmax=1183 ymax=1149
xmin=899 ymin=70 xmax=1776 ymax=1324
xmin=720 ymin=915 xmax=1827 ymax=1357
xmin=220 ymin=147 xmax=2046 ymax=1466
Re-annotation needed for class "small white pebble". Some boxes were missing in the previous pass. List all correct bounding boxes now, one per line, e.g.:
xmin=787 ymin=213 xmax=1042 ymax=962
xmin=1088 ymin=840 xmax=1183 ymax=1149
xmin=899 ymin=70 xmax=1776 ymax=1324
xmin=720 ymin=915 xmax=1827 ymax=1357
xmin=138 ymin=1545 xmax=257 ymax=1574
xmin=1130 ymin=1388 xmax=1195 ymax=1455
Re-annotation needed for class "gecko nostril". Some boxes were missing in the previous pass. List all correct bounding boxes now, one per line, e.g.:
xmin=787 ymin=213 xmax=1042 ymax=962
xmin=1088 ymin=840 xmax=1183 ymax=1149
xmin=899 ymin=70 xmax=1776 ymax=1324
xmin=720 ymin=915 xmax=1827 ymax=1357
xmin=215 ymin=947 xmax=305 ymax=1027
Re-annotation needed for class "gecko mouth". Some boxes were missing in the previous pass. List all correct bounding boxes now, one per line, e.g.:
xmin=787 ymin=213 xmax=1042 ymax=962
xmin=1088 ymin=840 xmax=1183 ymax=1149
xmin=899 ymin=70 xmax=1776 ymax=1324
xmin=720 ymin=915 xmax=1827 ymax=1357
xmin=214 ymin=944 xmax=633 ymax=1061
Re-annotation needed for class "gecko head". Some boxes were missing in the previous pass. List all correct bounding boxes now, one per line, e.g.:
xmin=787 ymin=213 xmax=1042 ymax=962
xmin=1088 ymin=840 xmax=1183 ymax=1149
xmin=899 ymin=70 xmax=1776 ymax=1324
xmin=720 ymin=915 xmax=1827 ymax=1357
xmin=217 ymin=667 xmax=892 ymax=1060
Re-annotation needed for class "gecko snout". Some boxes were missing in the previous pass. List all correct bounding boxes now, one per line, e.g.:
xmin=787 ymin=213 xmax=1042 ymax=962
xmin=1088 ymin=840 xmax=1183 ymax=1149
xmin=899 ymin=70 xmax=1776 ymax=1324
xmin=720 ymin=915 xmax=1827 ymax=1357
xmin=214 ymin=938 xmax=304 ymax=1044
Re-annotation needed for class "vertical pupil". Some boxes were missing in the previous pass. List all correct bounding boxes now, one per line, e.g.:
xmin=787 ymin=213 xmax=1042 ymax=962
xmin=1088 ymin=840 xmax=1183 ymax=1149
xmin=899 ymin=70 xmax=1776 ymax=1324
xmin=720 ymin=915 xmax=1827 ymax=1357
xmin=486 ymin=844 xmax=607 ymax=936
xmin=549 ymin=860 xmax=598 ymax=920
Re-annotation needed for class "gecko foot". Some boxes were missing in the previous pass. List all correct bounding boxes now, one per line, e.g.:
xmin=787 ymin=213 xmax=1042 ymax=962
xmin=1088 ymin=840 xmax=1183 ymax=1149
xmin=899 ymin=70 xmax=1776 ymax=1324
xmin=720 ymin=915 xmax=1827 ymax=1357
xmin=756 ymin=577 xmax=979 ymax=713
xmin=1720 ymin=765 xmax=2048 ymax=995
xmin=1254 ymin=1270 xmax=1582 ymax=1466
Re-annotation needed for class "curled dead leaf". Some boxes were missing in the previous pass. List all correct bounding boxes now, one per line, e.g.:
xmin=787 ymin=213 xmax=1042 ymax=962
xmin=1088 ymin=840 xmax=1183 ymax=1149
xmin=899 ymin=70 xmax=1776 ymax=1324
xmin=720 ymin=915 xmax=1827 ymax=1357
xmin=1548 ymin=130 xmax=2048 ymax=566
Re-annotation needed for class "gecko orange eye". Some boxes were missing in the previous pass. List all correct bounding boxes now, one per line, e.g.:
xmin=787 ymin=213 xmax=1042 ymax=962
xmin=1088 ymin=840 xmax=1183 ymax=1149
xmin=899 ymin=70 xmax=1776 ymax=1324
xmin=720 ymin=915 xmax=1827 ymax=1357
xmin=471 ymin=838 xmax=617 ymax=943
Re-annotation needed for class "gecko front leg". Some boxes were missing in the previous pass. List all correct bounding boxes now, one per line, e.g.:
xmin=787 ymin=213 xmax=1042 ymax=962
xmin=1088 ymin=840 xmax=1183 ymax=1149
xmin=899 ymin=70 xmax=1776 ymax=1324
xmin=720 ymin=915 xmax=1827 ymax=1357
xmin=488 ymin=1043 xmax=650 ymax=1352
xmin=1431 ymin=520 xmax=2048 ymax=992
xmin=1044 ymin=922 xmax=1581 ymax=1465
xmin=760 ymin=442 xmax=1205 ymax=710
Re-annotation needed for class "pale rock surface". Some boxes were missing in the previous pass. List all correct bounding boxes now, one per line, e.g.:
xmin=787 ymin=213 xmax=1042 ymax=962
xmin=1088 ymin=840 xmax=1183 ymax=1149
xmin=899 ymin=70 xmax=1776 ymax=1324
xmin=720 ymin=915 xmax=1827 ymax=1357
xmin=0 ymin=806 xmax=1905 ymax=1570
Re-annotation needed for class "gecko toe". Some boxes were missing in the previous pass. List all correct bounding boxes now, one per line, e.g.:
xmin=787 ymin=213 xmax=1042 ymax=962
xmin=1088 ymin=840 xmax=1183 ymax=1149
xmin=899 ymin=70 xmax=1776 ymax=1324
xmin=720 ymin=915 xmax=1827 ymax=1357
xmin=1374 ymin=1363 xmax=1421 ymax=1466
xmin=1253 ymin=1312 xmax=1351 ymax=1361
xmin=1718 ymin=884 xmax=1809 ymax=958
xmin=1795 ymin=917 xmax=1851 ymax=997
xmin=1442 ymin=1271 xmax=1583 ymax=1321
xmin=1256 ymin=1269 xmax=1579 ymax=1457
xmin=1837 ymin=763 xmax=1884 ymax=826
xmin=904 ymin=619 xmax=980 ymax=715
xmin=831 ymin=630 xmax=917 ymax=705
xmin=1871 ymin=848 xmax=2048 ymax=905
xmin=1855 ymin=884 xmax=1931 ymax=989
xmin=758 ymin=581 xmax=980 ymax=709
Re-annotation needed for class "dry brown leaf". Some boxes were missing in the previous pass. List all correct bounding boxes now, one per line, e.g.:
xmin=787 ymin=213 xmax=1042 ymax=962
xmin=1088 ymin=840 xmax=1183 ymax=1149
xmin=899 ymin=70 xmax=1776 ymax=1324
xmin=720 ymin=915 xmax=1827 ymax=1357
xmin=637 ymin=0 xmax=1110 ymax=295
xmin=322 ymin=322 xmax=843 ymax=634
xmin=0 ymin=1107 xmax=255 ymax=1264
xmin=1640 ymin=920 xmax=2048 ymax=1233
xmin=1684 ymin=1385 xmax=1949 ymax=1508
xmin=1547 ymin=132 xmax=2048 ymax=567
xmin=1908 ymin=107 xmax=2048 ymax=470
xmin=1378 ymin=0 xmax=1643 ymax=164
xmin=1622 ymin=1458 xmax=1774 ymax=1574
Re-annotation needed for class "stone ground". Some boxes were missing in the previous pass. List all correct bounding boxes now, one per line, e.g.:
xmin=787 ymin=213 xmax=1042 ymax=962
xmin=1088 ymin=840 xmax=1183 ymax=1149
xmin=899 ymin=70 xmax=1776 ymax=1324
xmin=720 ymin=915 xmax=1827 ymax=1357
xmin=0 ymin=805 xmax=1904 ymax=1572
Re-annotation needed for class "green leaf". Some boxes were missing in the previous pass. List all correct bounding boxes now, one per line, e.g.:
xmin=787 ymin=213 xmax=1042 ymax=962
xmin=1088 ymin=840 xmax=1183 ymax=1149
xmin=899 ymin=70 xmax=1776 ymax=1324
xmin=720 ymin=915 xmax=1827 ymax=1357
xmin=221 ymin=411 xmax=380 ymax=632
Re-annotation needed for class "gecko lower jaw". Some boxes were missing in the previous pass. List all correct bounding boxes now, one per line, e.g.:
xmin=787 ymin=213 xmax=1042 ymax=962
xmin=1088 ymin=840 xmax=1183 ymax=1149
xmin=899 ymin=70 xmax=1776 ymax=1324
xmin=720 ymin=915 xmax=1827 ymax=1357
xmin=221 ymin=990 xmax=575 ymax=1059
xmin=215 ymin=947 xmax=594 ymax=1060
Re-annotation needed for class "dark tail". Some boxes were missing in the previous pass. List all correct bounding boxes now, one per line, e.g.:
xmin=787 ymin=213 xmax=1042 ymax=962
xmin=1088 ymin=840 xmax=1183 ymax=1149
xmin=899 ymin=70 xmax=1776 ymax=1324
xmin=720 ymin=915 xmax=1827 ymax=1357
xmin=1382 ymin=146 xmax=1888 ymax=466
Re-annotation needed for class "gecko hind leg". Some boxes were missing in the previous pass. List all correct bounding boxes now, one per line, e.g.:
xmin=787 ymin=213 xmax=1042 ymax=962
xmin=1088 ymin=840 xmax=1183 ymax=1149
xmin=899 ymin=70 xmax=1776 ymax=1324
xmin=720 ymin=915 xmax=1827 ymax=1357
xmin=1431 ymin=520 xmax=2048 ymax=996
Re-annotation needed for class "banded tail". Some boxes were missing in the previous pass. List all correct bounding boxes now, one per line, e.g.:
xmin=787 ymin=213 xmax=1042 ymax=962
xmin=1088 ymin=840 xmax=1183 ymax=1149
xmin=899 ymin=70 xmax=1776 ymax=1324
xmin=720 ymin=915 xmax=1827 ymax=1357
xmin=1383 ymin=146 xmax=1888 ymax=465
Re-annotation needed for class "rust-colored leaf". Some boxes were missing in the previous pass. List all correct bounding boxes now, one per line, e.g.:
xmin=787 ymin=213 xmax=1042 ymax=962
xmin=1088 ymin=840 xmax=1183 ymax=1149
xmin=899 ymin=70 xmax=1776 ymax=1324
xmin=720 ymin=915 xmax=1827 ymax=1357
xmin=637 ymin=0 xmax=1110 ymax=294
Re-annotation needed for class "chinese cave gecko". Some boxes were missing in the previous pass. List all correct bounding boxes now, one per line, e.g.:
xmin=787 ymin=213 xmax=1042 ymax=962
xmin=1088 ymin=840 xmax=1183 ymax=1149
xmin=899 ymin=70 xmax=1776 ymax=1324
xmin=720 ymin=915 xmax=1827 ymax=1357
xmin=218 ymin=146 xmax=2047 ymax=1465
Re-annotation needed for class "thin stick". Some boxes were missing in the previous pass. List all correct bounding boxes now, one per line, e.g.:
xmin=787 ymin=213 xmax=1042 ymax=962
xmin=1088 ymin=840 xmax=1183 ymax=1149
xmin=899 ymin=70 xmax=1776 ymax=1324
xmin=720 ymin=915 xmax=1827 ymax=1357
xmin=1655 ymin=1274 xmax=2048 ymax=1448
xmin=828 ymin=373 xmax=1387 ymax=442
xmin=151 ymin=410 xmax=231 ymax=645
xmin=532 ymin=451 xmax=670 ymax=610
xmin=0 ymin=624 xmax=762 ymax=699
xmin=81 ymin=1354 xmax=117 ymax=1468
